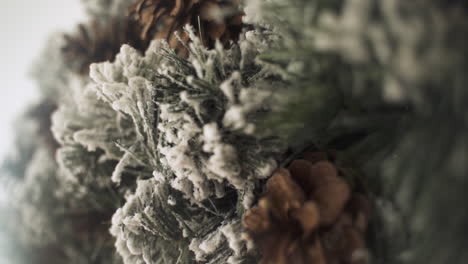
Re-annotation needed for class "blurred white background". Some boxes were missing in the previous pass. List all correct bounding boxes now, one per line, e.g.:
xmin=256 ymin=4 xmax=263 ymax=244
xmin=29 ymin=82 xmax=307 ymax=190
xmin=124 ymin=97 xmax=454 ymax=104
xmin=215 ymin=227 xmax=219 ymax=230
xmin=0 ymin=1 xmax=85 ymax=263
xmin=0 ymin=0 xmax=85 ymax=159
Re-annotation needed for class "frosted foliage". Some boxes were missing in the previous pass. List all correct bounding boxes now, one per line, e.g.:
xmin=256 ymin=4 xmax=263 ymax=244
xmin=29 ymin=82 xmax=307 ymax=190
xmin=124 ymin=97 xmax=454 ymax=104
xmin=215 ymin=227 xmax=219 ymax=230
xmin=13 ymin=148 xmax=64 ymax=245
xmin=95 ymin=28 xmax=285 ymax=263
xmin=189 ymin=220 xmax=248 ymax=263
xmin=51 ymin=61 xmax=148 ymax=189
xmin=51 ymin=43 xmax=168 ymax=194
xmin=314 ymin=0 xmax=464 ymax=104
xmin=53 ymin=74 xmax=137 ymax=159
xmin=190 ymin=231 xmax=224 ymax=260
xmin=90 ymin=42 xmax=165 ymax=178
xmin=110 ymin=179 xmax=231 ymax=264
xmin=14 ymin=0 xmax=466 ymax=264
xmin=31 ymin=34 xmax=71 ymax=100
xmin=111 ymin=178 xmax=247 ymax=264
xmin=110 ymin=179 xmax=179 ymax=264
xmin=55 ymin=145 xmax=111 ymax=196
xmin=91 ymin=29 xmax=283 ymax=203
xmin=244 ymin=0 xmax=453 ymax=103
xmin=156 ymin=29 xmax=280 ymax=203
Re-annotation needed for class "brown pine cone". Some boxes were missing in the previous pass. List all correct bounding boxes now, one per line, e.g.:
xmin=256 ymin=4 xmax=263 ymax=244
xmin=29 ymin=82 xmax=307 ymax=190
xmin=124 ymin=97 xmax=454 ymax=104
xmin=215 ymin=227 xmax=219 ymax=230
xmin=128 ymin=0 xmax=244 ymax=56
xmin=62 ymin=18 xmax=148 ymax=75
xmin=243 ymin=152 xmax=371 ymax=264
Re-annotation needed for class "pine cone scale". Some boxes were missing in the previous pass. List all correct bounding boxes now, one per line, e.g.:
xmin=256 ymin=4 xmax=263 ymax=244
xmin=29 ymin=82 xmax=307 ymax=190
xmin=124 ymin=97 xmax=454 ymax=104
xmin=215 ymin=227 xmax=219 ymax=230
xmin=243 ymin=207 xmax=271 ymax=233
xmin=61 ymin=18 xmax=149 ymax=75
xmin=290 ymin=201 xmax=320 ymax=238
xmin=288 ymin=159 xmax=318 ymax=193
xmin=265 ymin=168 xmax=306 ymax=219
xmin=171 ymin=0 xmax=185 ymax=16
xmin=244 ymin=152 xmax=371 ymax=264
xmin=128 ymin=0 xmax=244 ymax=55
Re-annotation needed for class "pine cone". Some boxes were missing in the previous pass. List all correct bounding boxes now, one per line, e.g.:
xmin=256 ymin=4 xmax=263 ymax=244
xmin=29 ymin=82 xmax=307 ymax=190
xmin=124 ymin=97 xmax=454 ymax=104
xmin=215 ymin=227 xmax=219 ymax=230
xmin=243 ymin=152 xmax=371 ymax=264
xmin=62 ymin=18 xmax=148 ymax=75
xmin=128 ymin=0 xmax=244 ymax=56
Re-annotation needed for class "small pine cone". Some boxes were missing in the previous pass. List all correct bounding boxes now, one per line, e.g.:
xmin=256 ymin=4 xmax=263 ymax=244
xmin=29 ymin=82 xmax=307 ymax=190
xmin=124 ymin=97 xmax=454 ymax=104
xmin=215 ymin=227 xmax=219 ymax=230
xmin=62 ymin=18 xmax=148 ymax=75
xmin=128 ymin=0 xmax=244 ymax=56
xmin=243 ymin=152 xmax=371 ymax=264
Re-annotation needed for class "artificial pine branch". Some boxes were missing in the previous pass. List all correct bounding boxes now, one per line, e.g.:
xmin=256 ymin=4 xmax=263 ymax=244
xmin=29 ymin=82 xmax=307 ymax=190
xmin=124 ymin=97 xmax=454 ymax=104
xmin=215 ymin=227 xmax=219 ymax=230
xmin=1 ymin=0 xmax=467 ymax=264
